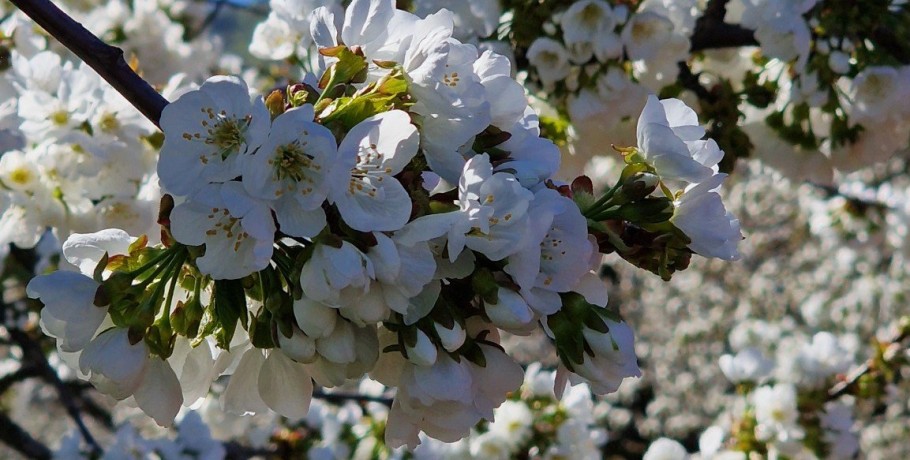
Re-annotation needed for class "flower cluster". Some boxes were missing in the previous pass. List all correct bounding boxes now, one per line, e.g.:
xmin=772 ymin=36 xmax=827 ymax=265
xmin=25 ymin=0 xmax=742 ymax=449
xmin=497 ymin=0 xmax=910 ymax=189
xmin=0 ymin=0 xmax=227 ymax=251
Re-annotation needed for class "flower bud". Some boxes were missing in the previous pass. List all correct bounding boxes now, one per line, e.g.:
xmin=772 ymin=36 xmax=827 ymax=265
xmin=406 ymin=329 xmax=437 ymax=366
xmin=434 ymin=321 xmax=466 ymax=352
xmin=620 ymin=172 xmax=659 ymax=201
xmin=485 ymin=289 xmax=535 ymax=333
xmin=294 ymin=297 xmax=337 ymax=338
xmin=277 ymin=325 xmax=318 ymax=363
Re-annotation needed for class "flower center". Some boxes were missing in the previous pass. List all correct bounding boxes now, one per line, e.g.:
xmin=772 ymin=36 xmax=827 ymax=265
xmin=184 ymin=108 xmax=252 ymax=160
xmin=205 ymin=207 xmax=250 ymax=252
xmin=8 ymin=168 xmax=33 ymax=186
xmin=98 ymin=112 xmax=120 ymax=133
xmin=50 ymin=110 xmax=69 ymax=126
xmin=273 ymin=142 xmax=319 ymax=183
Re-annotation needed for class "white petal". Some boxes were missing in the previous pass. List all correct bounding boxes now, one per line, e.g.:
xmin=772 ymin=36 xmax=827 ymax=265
xmin=259 ymin=351 xmax=313 ymax=420
xmin=222 ymin=348 xmax=268 ymax=415
xmin=135 ymin=358 xmax=183 ymax=426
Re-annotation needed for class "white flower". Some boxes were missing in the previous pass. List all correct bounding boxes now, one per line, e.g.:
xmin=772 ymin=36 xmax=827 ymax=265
xmin=505 ymin=190 xmax=594 ymax=315
xmin=567 ymin=318 xmax=642 ymax=394
xmin=487 ymin=400 xmax=533 ymax=448
xmin=299 ymin=241 xmax=374 ymax=306
xmin=739 ymin=0 xmax=814 ymax=71
xmin=454 ymin=154 xmax=535 ymax=261
xmin=413 ymin=0 xmax=500 ymax=40
xmin=561 ymin=1 xmax=618 ymax=49
xmin=405 ymin=329 xmax=438 ymax=366
xmin=637 ymin=95 xmax=720 ymax=183
xmin=752 ymin=383 xmax=803 ymax=444
xmin=169 ymin=338 xmax=219 ymax=406
xmin=622 ymin=11 xmax=675 ymax=61
xmin=841 ymin=66 xmax=910 ymax=124
xmin=0 ymin=150 xmax=41 ymax=193
xmin=305 ymin=322 xmax=379 ymax=386
xmin=643 ymin=438 xmax=688 ymax=460
xmin=377 ymin=343 xmax=524 ymax=448
xmin=527 ymin=38 xmax=571 ymax=87
xmin=249 ymin=15 xmax=298 ymax=60
xmin=469 ymin=431 xmax=514 ymax=460
xmin=277 ymin=323 xmax=318 ymax=363
xmin=293 ymin=296 xmax=338 ymax=339
xmin=258 ymin=350 xmax=314 ymax=420
xmin=158 ymin=76 xmax=269 ymax=196
xmin=820 ymin=401 xmax=859 ymax=459
xmin=79 ymin=328 xmax=150 ymax=400
xmin=328 ymin=110 xmax=419 ymax=232
xmin=243 ymin=105 xmax=337 ymax=238
xmin=671 ymin=174 xmax=742 ymax=260
xmin=433 ymin=321 xmax=466 ymax=352
xmin=170 ymin=182 xmax=276 ymax=279
xmin=28 ymin=271 xmax=104 ymax=353
xmin=778 ymin=332 xmax=853 ymax=387
xmin=718 ymin=347 xmax=774 ymax=384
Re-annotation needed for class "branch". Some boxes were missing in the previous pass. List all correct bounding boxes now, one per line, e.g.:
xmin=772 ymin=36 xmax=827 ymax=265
xmin=0 ymin=365 xmax=41 ymax=395
xmin=676 ymin=62 xmax=716 ymax=103
xmin=186 ymin=0 xmax=227 ymax=41
xmin=828 ymin=318 xmax=910 ymax=400
xmin=690 ymin=0 xmax=758 ymax=52
xmin=312 ymin=388 xmax=394 ymax=406
xmin=9 ymin=0 xmax=169 ymax=128
xmin=0 ymin=410 xmax=52 ymax=460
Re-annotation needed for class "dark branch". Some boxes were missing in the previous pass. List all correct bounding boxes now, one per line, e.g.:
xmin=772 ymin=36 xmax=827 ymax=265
xmin=9 ymin=0 xmax=169 ymax=127
xmin=690 ymin=0 xmax=758 ymax=52
xmin=312 ymin=388 xmax=394 ymax=406
xmin=0 ymin=365 xmax=41 ymax=395
xmin=0 ymin=410 xmax=52 ymax=460
xmin=676 ymin=62 xmax=716 ymax=103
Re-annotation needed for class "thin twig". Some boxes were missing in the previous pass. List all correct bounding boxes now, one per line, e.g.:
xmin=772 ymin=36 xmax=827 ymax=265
xmin=9 ymin=0 xmax=169 ymax=127
xmin=828 ymin=320 xmax=910 ymax=400
xmin=312 ymin=388 xmax=394 ymax=406
xmin=195 ymin=0 xmax=270 ymax=16
xmin=186 ymin=0 xmax=227 ymax=41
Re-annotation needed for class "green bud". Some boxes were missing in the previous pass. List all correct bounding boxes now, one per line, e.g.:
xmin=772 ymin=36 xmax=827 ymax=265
xmin=620 ymin=172 xmax=660 ymax=201
xmin=616 ymin=197 xmax=674 ymax=224
xmin=471 ymin=268 xmax=499 ymax=304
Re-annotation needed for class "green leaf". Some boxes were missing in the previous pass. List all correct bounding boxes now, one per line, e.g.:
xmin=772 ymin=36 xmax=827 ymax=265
xmin=213 ymin=279 xmax=247 ymax=349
